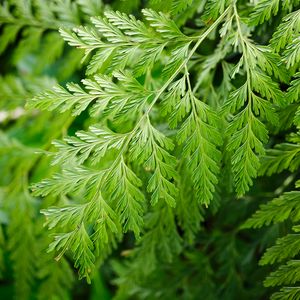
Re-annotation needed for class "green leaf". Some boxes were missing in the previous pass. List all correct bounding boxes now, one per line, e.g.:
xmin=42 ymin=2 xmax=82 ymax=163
xmin=270 ymin=9 xmax=300 ymax=52
xmin=243 ymin=191 xmax=300 ymax=229
xmin=249 ymin=0 xmax=280 ymax=25
xmin=260 ymin=233 xmax=300 ymax=265
xmin=104 ymin=157 xmax=144 ymax=237
xmin=48 ymin=225 xmax=95 ymax=283
xmin=264 ymin=260 xmax=300 ymax=287
xmin=260 ymin=143 xmax=300 ymax=176
xmin=130 ymin=118 xmax=178 ymax=207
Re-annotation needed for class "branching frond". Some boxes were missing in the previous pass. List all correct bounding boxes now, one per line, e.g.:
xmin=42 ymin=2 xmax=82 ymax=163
xmin=222 ymin=5 xmax=283 ymax=195
xmin=15 ymin=1 xmax=300 ymax=296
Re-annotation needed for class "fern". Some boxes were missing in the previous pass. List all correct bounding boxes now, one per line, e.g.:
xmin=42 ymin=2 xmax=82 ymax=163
xmin=249 ymin=0 xmax=280 ymax=25
xmin=260 ymin=233 xmax=300 ymax=265
xmin=245 ymin=161 xmax=300 ymax=298
xmin=171 ymin=0 xmax=193 ymax=15
xmin=0 ymin=0 xmax=108 ymax=82
xmin=7 ymin=193 xmax=38 ymax=299
xmin=27 ymin=5 xmax=234 ymax=280
xmin=259 ymin=142 xmax=300 ymax=176
xmin=244 ymin=9 xmax=300 ymax=293
xmin=0 ymin=75 xmax=56 ymax=109
xmin=270 ymin=9 xmax=300 ymax=52
xmin=243 ymin=191 xmax=300 ymax=229
xmin=2 ymin=0 xmax=300 ymax=299
xmin=222 ymin=3 xmax=282 ymax=195
xmin=25 ymin=0 xmax=298 ymax=283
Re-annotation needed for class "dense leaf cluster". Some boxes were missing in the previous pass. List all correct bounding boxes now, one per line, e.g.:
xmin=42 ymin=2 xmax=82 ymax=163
xmin=1 ymin=0 xmax=300 ymax=299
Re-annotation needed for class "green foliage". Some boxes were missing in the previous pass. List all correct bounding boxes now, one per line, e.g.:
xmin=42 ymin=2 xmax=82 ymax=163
xmin=249 ymin=0 xmax=280 ymax=25
xmin=2 ymin=0 xmax=300 ymax=299
xmin=244 ymin=13 xmax=300 ymax=293
xmin=270 ymin=9 xmax=300 ymax=52
xmin=243 ymin=10 xmax=300 ymax=294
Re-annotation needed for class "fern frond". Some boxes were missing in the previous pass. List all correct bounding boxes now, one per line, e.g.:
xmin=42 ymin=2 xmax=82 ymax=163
xmin=130 ymin=117 xmax=178 ymax=207
xmin=270 ymin=9 xmax=300 ymax=52
xmin=103 ymin=156 xmax=144 ymax=237
xmin=48 ymin=224 xmax=95 ymax=283
xmin=204 ymin=0 xmax=230 ymax=21
xmin=52 ymin=125 xmax=126 ymax=165
xmin=0 ymin=0 xmax=105 ymax=76
xmin=77 ymin=0 xmax=103 ymax=18
xmin=59 ymin=9 xmax=193 ymax=75
xmin=27 ymin=83 xmax=96 ymax=116
xmin=89 ymin=195 xmax=122 ymax=258
xmin=31 ymin=166 xmax=102 ymax=197
xmin=28 ymin=71 xmax=153 ymax=117
xmin=259 ymin=143 xmax=300 ymax=176
xmin=0 ymin=75 xmax=56 ymax=109
xmin=249 ymin=0 xmax=280 ymax=25
xmin=26 ymin=5 xmax=236 ymax=281
xmin=171 ymin=0 xmax=193 ymax=15
xmin=176 ymin=165 xmax=204 ymax=244
xmin=264 ymin=260 xmax=300 ymax=287
xmin=271 ymin=287 xmax=300 ymax=300
xmin=130 ymin=205 xmax=182 ymax=275
xmin=7 ymin=193 xmax=38 ymax=299
xmin=222 ymin=5 xmax=282 ymax=195
xmin=27 ymin=4 xmax=295 ymax=287
xmin=176 ymin=90 xmax=222 ymax=205
xmin=242 ymin=191 xmax=300 ymax=229
xmin=142 ymin=8 xmax=188 ymax=39
xmin=260 ymin=233 xmax=300 ymax=265
xmin=287 ymin=72 xmax=300 ymax=104
xmin=283 ymin=35 xmax=300 ymax=69
xmin=4 ymin=0 xmax=300 ymax=297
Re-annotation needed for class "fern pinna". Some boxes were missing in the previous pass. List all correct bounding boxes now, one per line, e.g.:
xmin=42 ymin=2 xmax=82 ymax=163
xmin=1 ymin=0 xmax=300 ymax=299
